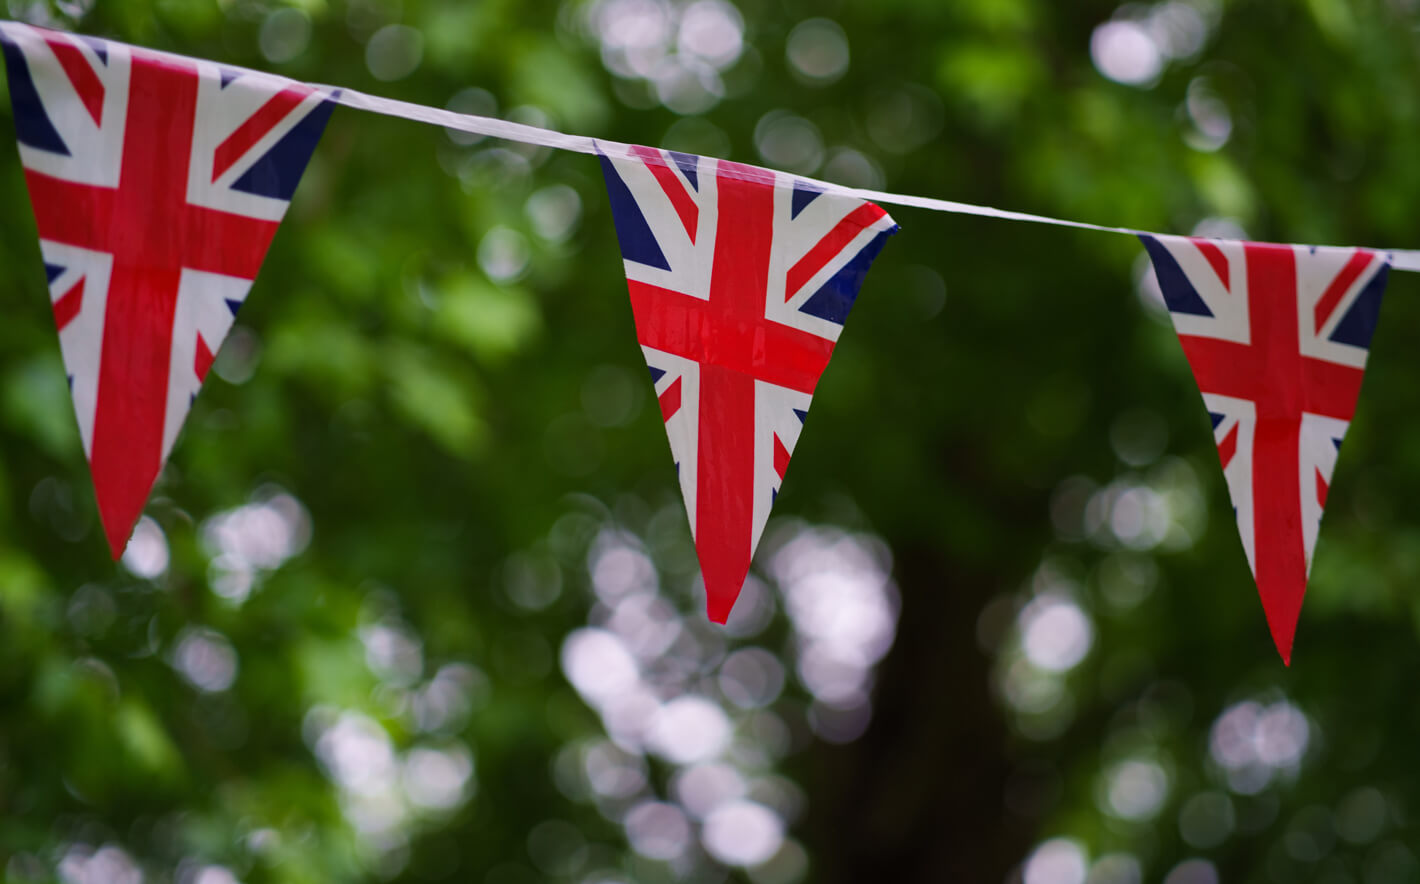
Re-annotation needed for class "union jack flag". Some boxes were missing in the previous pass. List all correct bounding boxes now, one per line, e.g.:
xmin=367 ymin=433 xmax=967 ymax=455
xmin=1141 ymin=234 xmax=1390 ymax=662
xmin=599 ymin=143 xmax=898 ymax=622
xmin=2 ymin=23 xmax=335 ymax=556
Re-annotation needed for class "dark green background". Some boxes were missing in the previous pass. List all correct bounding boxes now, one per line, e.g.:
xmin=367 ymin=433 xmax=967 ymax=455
xmin=3 ymin=0 xmax=1420 ymax=881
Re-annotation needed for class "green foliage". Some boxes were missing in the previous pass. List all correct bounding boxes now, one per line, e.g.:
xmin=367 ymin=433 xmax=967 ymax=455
xmin=4 ymin=0 xmax=1420 ymax=882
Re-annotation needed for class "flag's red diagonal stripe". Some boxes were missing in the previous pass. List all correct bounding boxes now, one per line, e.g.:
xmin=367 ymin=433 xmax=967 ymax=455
xmin=211 ymin=83 xmax=312 ymax=181
xmin=1316 ymin=467 xmax=1329 ymax=507
xmin=194 ymin=333 xmax=214 ymax=382
xmin=658 ymin=376 xmax=682 ymax=422
xmin=43 ymin=35 xmax=104 ymax=126
xmin=1216 ymin=422 xmax=1238 ymax=470
xmin=1195 ymin=240 xmax=1230 ymax=291
xmin=631 ymin=145 xmax=698 ymax=243
xmin=52 ymin=276 xmax=84 ymax=331
xmin=1312 ymin=250 xmax=1372 ymax=333
xmin=773 ymin=434 xmax=790 ymax=480
xmin=629 ymin=282 xmax=834 ymax=394
xmin=784 ymin=203 xmax=886 ymax=301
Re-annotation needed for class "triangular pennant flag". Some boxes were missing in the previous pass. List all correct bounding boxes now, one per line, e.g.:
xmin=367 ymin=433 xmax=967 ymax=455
xmin=1 ymin=23 xmax=336 ymax=556
xmin=598 ymin=142 xmax=898 ymax=622
xmin=1140 ymin=234 xmax=1390 ymax=662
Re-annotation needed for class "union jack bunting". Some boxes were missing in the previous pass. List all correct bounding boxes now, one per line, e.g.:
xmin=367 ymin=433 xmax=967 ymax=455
xmin=1141 ymin=234 xmax=1390 ymax=662
xmin=599 ymin=143 xmax=898 ymax=622
xmin=2 ymin=24 xmax=335 ymax=556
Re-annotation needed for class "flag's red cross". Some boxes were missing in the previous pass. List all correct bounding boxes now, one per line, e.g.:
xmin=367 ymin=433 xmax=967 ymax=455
xmin=27 ymin=50 xmax=298 ymax=555
xmin=628 ymin=160 xmax=875 ymax=621
xmin=1176 ymin=241 xmax=1372 ymax=662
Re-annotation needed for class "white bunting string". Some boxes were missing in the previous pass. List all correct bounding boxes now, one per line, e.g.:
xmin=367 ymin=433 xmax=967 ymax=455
xmin=320 ymin=85 xmax=1420 ymax=273
xmin=30 ymin=24 xmax=1415 ymax=273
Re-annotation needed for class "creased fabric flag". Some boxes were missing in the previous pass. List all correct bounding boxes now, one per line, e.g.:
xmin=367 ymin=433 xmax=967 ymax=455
xmin=1 ymin=23 xmax=335 ymax=556
xmin=1140 ymin=234 xmax=1390 ymax=662
xmin=598 ymin=142 xmax=898 ymax=622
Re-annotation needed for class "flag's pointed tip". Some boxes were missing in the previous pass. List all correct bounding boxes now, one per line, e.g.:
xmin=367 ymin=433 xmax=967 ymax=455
xmin=706 ymin=599 xmax=731 ymax=625
xmin=1262 ymin=606 xmax=1299 ymax=667
xmin=1270 ymin=628 xmax=1296 ymax=667
xmin=702 ymin=572 xmax=744 ymax=625
xmin=102 ymin=517 xmax=130 ymax=561
xmin=96 ymin=488 xmax=146 ymax=562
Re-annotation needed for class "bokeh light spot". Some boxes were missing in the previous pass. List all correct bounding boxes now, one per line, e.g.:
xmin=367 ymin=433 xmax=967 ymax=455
xmin=1090 ymin=20 xmax=1162 ymax=86
xmin=366 ymin=25 xmax=424 ymax=82
xmin=561 ymin=628 xmax=639 ymax=706
xmin=1161 ymin=859 xmax=1218 ymax=884
xmin=677 ymin=0 xmax=743 ymax=70
xmin=122 ymin=515 xmax=169 ymax=579
xmin=478 ymin=227 xmax=531 ymax=283
xmin=1023 ymin=838 xmax=1088 ymax=884
xmin=1087 ymin=853 xmax=1142 ymax=884
xmin=649 ymin=696 xmax=731 ymax=763
xmin=623 ymin=800 xmax=691 ymax=860
xmin=785 ymin=18 xmax=849 ymax=84
xmin=1019 ymin=595 xmax=1094 ymax=672
xmin=172 ymin=627 xmax=239 ymax=693
xmin=259 ymin=8 xmax=311 ymax=64
xmin=1102 ymin=759 xmax=1169 ymax=821
xmin=702 ymin=800 xmax=784 ymax=867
